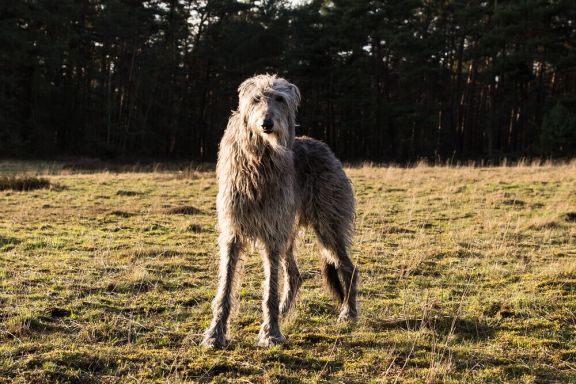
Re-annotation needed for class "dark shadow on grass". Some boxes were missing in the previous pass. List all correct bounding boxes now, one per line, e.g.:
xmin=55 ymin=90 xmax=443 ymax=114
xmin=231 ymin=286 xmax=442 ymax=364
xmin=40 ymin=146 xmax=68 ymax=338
xmin=121 ymin=248 xmax=182 ymax=259
xmin=300 ymin=333 xmax=337 ymax=344
xmin=537 ymin=279 xmax=576 ymax=293
xmin=176 ymin=296 xmax=211 ymax=307
xmin=400 ymin=260 xmax=442 ymax=277
xmin=301 ymin=300 xmax=336 ymax=317
xmin=501 ymin=198 xmax=526 ymax=207
xmin=366 ymin=316 xmax=495 ymax=341
xmin=187 ymin=363 xmax=262 ymax=383
xmin=24 ymin=350 xmax=117 ymax=384
xmin=0 ymin=236 xmax=20 ymax=251
xmin=382 ymin=226 xmax=416 ymax=234
xmin=267 ymin=353 xmax=342 ymax=373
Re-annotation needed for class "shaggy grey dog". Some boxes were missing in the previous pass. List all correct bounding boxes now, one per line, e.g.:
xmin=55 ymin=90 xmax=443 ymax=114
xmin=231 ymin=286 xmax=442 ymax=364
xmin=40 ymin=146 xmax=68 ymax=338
xmin=202 ymin=74 xmax=358 ymax=348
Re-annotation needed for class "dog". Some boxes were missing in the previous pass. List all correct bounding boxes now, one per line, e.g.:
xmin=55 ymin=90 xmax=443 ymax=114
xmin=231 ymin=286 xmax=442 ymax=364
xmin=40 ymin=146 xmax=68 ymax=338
xmin=202 ymin=74 xmax=358 ymax=348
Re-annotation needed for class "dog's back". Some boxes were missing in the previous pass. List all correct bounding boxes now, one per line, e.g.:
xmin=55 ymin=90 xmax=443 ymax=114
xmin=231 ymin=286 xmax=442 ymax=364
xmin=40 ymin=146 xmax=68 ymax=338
xmin=293 ymin=136 xmax=354 ymax=232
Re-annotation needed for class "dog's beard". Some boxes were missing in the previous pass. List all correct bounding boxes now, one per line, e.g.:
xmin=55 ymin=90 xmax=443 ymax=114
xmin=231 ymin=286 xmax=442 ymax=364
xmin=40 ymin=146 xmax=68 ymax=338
xmin=244 ymin=118 xmax=290 ymax=150
xmin=261 ymin=121 xmax=289 ymax=148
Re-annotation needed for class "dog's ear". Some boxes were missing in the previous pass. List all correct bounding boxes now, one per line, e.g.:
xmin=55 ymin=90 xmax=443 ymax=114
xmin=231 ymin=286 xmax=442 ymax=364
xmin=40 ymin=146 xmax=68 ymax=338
xmin=289 ymin=83 xmax=301 ymax=108
xmin=238 ymin=78 xmax=257 ymax=99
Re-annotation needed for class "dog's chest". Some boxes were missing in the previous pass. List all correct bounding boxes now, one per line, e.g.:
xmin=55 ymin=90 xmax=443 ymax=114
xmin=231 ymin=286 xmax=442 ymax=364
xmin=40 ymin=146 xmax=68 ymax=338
xmin=216 ymin=147 xmax=297 ymax=236
xmin=219 ymin=169 xmax=295 ymax=233
xmin=232 ymin=173 xmax=288 ymax=212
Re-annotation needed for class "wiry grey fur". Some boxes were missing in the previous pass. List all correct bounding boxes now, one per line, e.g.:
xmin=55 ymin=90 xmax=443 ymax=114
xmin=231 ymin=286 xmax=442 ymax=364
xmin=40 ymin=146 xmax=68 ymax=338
xmin=201 ymin=74 xmax=358 ymax=348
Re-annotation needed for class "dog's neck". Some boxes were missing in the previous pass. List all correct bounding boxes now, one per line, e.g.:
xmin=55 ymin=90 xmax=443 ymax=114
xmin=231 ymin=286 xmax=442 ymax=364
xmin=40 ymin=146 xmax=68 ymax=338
xmin=218 ymin=113 xmax=293 ymax=175
xmin=217 ymin=114 xmax=295 ymax=202
xmin=237 ymin=122 xmax=293 ymax=163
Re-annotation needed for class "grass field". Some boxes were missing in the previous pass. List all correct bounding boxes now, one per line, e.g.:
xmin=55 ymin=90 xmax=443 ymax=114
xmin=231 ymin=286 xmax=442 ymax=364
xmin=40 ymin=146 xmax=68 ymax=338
xmin=1 ymin=160 xmax=575 ymax=383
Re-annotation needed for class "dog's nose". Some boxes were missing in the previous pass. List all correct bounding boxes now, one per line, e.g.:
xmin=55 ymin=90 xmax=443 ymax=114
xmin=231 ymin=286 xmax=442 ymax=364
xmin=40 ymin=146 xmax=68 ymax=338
xmin=261 ymin=119 xmax=274 ymax=132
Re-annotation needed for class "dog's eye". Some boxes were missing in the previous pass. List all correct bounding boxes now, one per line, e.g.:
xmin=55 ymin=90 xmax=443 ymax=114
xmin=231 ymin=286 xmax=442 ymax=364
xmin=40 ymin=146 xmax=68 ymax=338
xmin=253 ymin=95 xmax=261 ymax=103
xmin=275 ymin=95 xmax=284 ymax=103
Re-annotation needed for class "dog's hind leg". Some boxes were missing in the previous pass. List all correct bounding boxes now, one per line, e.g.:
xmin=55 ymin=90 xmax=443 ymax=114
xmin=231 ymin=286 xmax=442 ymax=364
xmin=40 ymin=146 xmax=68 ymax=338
xmin=257 ymin=244 xmax=287 ymax=347
xmin=279 ymin=235 xmax=303 ymax=316
xmin=315 ymin=226 xmax=358 ymax=322
xmin=333 ymin=242 xmax=359 ymax=322
xmin=202 ymin=233 xmax=243 ymax=348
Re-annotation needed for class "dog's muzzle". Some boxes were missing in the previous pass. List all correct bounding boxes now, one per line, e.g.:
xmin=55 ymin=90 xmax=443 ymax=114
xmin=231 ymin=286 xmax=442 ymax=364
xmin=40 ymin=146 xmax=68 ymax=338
xmin=261 ymin=119 xmax=274 ymax=133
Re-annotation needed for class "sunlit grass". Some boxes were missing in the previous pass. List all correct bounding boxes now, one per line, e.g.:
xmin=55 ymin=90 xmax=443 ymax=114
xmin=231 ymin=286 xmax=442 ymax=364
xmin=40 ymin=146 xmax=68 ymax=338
xmin=0 ymin=161 xmax=575 ymax=382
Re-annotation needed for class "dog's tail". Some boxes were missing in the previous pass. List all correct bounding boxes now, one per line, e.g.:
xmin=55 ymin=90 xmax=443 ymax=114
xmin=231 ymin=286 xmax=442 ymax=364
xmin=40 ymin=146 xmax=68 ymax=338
xmin=321 ymin=260 xmax=344 ymax=304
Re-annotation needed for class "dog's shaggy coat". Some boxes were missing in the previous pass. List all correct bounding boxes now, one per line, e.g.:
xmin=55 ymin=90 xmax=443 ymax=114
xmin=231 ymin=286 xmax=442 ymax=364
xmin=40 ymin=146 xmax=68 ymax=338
xmin=202 ymin=74 xmax=358 ymax=348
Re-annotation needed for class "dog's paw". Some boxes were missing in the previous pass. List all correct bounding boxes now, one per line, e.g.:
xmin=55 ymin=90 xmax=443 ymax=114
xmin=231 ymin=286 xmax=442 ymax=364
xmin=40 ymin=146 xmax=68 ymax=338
xmin=256 ymin=328 xmax=287 ymax=347
xmin=279 ymin=301 xmax=293 ymax=316
xmin=201 ymin=328 xmax=228 ymax=349
xmin=337 ymin=308 xmax=358 ymax=323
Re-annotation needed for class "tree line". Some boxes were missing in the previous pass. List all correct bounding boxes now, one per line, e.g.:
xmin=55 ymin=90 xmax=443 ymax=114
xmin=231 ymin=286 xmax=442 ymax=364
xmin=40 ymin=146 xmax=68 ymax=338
xmin=1 ymin=0 xmax=575 ymax=162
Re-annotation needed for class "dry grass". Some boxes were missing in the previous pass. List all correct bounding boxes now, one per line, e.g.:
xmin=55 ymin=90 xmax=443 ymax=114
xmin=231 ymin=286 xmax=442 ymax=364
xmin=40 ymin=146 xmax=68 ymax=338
xmin=0 ymin=161 xmax=575 ymax=383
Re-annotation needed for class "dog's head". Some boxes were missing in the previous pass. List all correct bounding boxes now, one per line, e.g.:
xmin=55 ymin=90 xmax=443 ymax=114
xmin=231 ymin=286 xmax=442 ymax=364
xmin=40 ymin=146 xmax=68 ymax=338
xmin=237 ymin=74 xmax=301 ymax=148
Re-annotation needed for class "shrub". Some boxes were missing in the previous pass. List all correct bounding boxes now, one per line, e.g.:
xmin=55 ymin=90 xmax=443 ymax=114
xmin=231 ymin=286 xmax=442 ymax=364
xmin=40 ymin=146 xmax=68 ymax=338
xmin=0 ymin=176 xmax=50 ymax=191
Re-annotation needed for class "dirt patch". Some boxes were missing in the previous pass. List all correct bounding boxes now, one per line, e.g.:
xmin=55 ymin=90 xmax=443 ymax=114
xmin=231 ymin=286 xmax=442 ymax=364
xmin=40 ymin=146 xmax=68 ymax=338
xmin=109 ymin=210 xmax=135 ymax=218
xmin=116 ymin=190 xmax=144 ymax=196
xmin=166 ymin=206 xmax=202 ymax=215
xmin=502 ymin=199 xmax=526 ymax=206
xmin=46 ymin=307 xmax=72 ymax=319
xmin=186 ymin=224 xmax=204 ymax=233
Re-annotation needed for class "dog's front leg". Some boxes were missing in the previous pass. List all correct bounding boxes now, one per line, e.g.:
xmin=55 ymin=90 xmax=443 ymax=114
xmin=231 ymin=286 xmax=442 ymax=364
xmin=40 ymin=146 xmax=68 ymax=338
xmin=279 ymin=241 xmax=303 ymax=315
xmin=202 ymin=233 xmax=242 ymax=348
xmin=257 ymin=246 xmax=286 ymax=347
